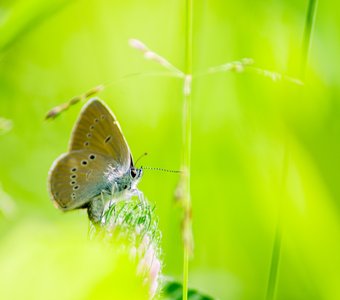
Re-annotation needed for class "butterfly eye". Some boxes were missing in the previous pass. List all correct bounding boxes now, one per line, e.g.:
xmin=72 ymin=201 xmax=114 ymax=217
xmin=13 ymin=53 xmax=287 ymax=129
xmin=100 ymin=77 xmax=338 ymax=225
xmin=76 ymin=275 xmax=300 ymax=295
xmin=130 ymin=168 xmax=137 ymax=178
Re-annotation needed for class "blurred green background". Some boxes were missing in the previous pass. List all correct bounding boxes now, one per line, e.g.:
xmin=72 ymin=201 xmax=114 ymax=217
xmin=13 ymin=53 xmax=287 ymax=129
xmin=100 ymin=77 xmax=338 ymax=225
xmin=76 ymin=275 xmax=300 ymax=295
xmin=1 ymin=0 xmax=340 ymax=299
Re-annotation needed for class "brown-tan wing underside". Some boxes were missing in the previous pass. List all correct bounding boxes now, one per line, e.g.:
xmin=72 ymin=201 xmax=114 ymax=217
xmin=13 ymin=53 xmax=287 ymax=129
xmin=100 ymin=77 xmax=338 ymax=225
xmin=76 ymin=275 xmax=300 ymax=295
xmin=49 ymin=150 xmax=115 ymax=211
xmin=69 ymin=98 xmax=131 ymax=171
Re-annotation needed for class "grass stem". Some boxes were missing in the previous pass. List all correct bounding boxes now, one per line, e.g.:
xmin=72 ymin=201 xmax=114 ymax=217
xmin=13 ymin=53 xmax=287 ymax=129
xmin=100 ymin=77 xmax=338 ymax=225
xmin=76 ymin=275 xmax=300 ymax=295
xmin=300 ymin=0 xmax=318 ymax=78
xmin=182 ymin=0 xmax=193 ymax=299
xmin=265 ymin=1 xmax=318 ymax=299
xmin=266 ymin=142 xmax=289 ymax=300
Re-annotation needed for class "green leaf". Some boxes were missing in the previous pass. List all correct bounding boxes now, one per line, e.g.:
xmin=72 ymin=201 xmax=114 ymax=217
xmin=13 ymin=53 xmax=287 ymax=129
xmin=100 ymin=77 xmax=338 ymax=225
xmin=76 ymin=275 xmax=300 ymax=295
xmin=162 ymin=280 xmax=216 ymax=300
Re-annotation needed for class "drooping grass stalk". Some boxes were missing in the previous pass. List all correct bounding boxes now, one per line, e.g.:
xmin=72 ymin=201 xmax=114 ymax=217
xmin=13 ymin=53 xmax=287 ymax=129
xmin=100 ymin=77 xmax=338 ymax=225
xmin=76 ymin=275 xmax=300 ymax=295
xmin=181 ymin=0 xmax=193 ymax=299
xmin=205 ymin=58 xmax=303 ymax=85
xmin=45 ymin=85 xmax=104 ymax=119
xmin=265 ymin=1 xmax=318 ymax=299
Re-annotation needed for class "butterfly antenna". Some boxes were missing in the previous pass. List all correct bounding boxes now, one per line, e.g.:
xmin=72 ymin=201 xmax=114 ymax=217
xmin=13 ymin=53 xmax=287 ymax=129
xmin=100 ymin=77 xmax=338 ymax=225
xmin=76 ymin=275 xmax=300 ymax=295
xmin=142 ymin=166 xmax=181 ymax=174
xmin=135 ymin=152 xmax=148 ymax=167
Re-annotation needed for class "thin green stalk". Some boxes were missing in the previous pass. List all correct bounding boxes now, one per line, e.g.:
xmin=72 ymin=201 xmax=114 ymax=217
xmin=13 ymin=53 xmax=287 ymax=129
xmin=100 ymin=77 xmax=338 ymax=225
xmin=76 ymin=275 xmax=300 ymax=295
xmin=182 ymin=0 xmax=193 ymax=299
xmin=266 ymin=226 xmax=282 ymax=300
xmin=300 ymin=0 xmax=318 ymax=78
xmin=182 ymin=246 xmax=190 ymax=300
xmin=265 ymin=1 xmax=318 ymax=299
xmin=266 ymin=143 xmax=289 ymax=300
xmin=181 ymin=76 xmax=192 ymax=300
xmin=185 ymin=0 xmax=193 ymax=73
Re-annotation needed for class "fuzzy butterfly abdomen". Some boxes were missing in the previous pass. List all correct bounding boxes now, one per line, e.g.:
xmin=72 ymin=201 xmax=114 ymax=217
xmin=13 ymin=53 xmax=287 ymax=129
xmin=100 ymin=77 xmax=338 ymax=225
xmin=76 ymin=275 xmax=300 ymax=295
xmin=49 ymin=149 xmax=119 ymax=211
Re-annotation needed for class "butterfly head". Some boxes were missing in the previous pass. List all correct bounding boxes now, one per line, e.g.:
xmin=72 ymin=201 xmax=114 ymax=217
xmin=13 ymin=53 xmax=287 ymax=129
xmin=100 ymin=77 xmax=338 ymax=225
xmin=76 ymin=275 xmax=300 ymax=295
xmin=129 ymin=166 xmax=143 ymax=189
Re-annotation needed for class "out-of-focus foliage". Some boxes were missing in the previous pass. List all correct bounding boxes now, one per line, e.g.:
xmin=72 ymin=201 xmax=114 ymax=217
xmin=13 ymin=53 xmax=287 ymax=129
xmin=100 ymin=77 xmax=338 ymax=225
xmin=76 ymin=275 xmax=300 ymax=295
xmin=0 ymin=220 xmax=149 ymax=300
xmin=0 ymin=117 xmax=12 ymax=135
xmin=1 ymin=0 xmax=340 ymax=299
xmin=0 ymin=184 xmax=15 ymax=217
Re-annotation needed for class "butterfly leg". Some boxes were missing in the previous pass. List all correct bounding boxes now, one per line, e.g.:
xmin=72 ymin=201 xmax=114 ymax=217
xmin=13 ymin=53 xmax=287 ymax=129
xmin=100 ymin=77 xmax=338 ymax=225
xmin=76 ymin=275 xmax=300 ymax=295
xmin=105 ymin=182 xmax=119 ymax=208
xmin=87 ymin=195 xmax=105 ymax=225
xmin=131 ymin=189 xmax=147 ymax=206
xmin=110 ymin=182 xmax=119 ymax=198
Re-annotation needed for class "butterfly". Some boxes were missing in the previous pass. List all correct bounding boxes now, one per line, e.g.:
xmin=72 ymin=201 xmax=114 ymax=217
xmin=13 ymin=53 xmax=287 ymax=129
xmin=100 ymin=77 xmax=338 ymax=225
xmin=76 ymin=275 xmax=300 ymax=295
xmin=48 ymin=98 xmax=143 ymax=224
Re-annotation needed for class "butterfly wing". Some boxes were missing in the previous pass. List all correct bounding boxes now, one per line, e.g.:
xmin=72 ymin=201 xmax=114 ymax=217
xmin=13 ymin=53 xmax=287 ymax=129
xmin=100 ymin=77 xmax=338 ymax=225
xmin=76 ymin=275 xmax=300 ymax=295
xmin=49 ymin=150 xmax=116 ymax=211
xmin=69 ymin=98 xmax=132 ymax=171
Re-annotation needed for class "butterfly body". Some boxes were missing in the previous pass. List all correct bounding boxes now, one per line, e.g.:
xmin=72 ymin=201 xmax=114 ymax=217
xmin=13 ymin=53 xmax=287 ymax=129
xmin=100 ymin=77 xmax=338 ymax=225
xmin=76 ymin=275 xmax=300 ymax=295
xmin=48 ymin=98 xmax=142 ymax=223
xmin=104 ymin=163 xmax=142 ymax=195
